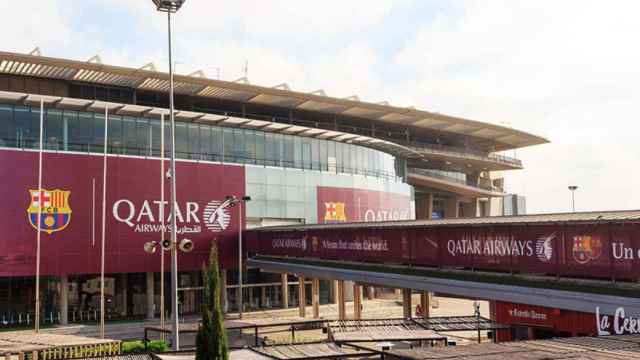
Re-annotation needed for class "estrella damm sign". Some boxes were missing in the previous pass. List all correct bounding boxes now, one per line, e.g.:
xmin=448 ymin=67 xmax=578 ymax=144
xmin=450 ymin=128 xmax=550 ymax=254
xmin=27 ymin=189 xmax=72 ymax=234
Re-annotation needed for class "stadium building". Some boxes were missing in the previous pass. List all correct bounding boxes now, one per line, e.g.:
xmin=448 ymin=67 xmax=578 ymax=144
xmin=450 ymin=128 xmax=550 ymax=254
xmin=0 ymin=50 xmax=547 ymax=324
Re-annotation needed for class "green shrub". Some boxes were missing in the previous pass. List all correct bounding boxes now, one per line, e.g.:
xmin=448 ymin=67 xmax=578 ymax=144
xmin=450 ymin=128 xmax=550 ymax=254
xmin=121 ymin=340 xmax=169 ymax=354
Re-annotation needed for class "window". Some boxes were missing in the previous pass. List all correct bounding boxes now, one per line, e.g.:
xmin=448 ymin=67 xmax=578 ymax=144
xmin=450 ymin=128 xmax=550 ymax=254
xmin=122 ymin=116 xmax=137 ymax=155
xmin=223 ymin=128 xmax=234 ymax=162
xmin=107 ymin=115 xmax=123 ymax=154
xmin=175 ymin=122 xmax=188 ymax=159
xmin=150 ymin=118 xmax=162 ymax=157
xmin=311 ymin=139 xmax=320 ymax=170
xmin=136 ymin=117 xmax=151 ymax=156
xmin=199 ymin=125 xmax=212 ymax=161
xmin=211 ymin=127 xmax=222 ymax=161
xmin=255 ymin=131 xmax=265 ymax=166
xmin=293 ymin=137 xmax=303 ymax=169
xmin=44 ymin=109 xmax=63 ymax=150
xmin=302 ymin=138 xmax=311 ymax=170
xmin=93 ymin=113 xmax=105 ymax=153
xmin=15 ymin=106 xmax=39 ymax=149
xmin=319 ymin=140 xmax=328 ymax=171
xmin=0 ymin=104 xmax=15 ymax=147
xmin=284 ymin=135 xmax=295 ymax=168
xmin=188 ymin=123 xmax=200 ymax=159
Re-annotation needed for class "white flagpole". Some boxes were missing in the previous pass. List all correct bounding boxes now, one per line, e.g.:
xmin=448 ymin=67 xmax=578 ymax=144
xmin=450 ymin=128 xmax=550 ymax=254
xmin=100 ymin=105 xmax=108 ymax=338
xmin=160 ymin=112 xmax=165 ymax=339
xmin=34 ymin=97 xmax=44 ymax=332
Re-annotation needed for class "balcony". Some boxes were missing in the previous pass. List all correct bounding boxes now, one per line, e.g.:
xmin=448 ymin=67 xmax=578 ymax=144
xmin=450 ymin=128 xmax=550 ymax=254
xmin=407 ymin=167 xmax=505 ymax=197
xmin=407 ymin=141 xmax=522 ymax=170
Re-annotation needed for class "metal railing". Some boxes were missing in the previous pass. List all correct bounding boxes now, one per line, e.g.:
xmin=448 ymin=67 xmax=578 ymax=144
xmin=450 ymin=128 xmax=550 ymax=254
xmin=408 ymin=168 xmax=498 ymax=191
xmin=407 ymin=140 xmax=522 ymax=167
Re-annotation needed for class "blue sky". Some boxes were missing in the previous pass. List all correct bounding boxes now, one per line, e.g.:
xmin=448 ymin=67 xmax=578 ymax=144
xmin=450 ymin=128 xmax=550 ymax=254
xmin=2 ymin=0 xmax=640 ymax=214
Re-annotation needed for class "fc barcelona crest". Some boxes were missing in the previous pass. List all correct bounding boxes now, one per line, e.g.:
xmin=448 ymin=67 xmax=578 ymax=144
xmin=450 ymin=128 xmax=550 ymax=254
xmin=572 ymin=234 xmax=602 ymax=264
xmin=27 ymin=189 xmax=72 ymax=234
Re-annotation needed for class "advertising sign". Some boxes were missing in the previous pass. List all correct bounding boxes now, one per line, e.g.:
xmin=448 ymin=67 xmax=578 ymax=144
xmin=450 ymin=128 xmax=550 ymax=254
xmin=317 ymin=186 xmax=412 ymax=223
xmin=0 ymin=150 xmax=245 ymax=276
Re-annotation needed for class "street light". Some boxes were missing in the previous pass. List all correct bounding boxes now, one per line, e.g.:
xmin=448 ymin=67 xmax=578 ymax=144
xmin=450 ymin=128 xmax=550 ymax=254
xmin=226 ymin=195 xmax=251 ymax=319
xmin=151 ymin=0 xmax=186 ymax=351
xmin=568 ymin=185 xmax=578 ymax=212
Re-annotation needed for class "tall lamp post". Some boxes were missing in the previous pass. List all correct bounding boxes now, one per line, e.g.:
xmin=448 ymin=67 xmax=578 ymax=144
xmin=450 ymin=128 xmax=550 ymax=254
xmin=226 ymin=195 xmax=251 ymax=319
xmin=151 ymin=0 xmax=185 ymax=350
xmin=568 ymin=185 xmax=578 ymax=212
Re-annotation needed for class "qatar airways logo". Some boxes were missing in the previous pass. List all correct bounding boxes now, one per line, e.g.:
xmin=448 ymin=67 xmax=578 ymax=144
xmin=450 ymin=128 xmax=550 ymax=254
xmin=112 ymin=199 xmax=232 ymax=234
xmin=446 ymin=233 xmax=555 ymax=260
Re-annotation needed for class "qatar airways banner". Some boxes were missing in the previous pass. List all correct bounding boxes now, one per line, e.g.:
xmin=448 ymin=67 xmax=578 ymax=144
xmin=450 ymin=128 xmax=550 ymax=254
xmin=317 ymin=186 xmax=412 ymax=223
xmin=0 ymin=149 xmax=244 ymax=276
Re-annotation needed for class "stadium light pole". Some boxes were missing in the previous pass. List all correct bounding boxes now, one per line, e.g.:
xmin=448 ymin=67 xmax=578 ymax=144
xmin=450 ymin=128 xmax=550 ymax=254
xmin=568 ymin=185 xmax=578 ymax=212
xmin=226 ymin=195 xmax=251 ymax=319
xmin=151 ymin=0 xmax=185 ymax=351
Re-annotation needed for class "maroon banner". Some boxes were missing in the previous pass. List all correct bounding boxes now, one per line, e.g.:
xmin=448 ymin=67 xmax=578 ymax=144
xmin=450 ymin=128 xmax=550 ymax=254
xmin=0 ymin=149 xmax=245 ymax=276
xmin=251 ymin=221 xmax=640 ymax=280
xmin=317 ymin=186 xmax=412 ymax=223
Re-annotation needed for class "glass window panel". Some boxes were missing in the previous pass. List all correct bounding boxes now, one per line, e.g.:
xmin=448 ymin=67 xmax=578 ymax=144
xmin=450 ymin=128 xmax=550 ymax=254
xmin=223 ymin=128 xmax=234 ymax=162
xmin=136 ymin=117 xmax=151 ymax=156
xmin=175 ymin=122 xmax=188 ymax=159
xmin=44 ymin=109 xmax=63 ymax=150
xmin=0 ymin=104 xmax=15 ymax=148
xmin=293 ymin=136 xmax=303 ymax=169
xmin=234 ymin=129 xmax=246 ymax=163
xmin=284 ymin=135 xmax=295 ymax=168
xmin=350 ymin=144 xmax=357 ymax=174
xmin=199 ymin=125 xmax=212 ymax=161
xmin=107 ymin=115 xmax=123 ymax=154
xmin=302 ymin=138 xmax=311 ymax=170
xmin=311 ymin=139 xmax=320 ymax=170
xmin=188 ymin=123 xmax=200 ymax=159
xmin=335 ymin=141 xmax=343 ymax=173
xmin=320 ymin=140 xmax=328 ymax=171
xmin=150 ymin=118 xmax=161 ymax=157
xmin=93 ymin=113 xmax=105 ymax=153
xmin=164 ymin=120 xmax=171 ymax=158
xmin=255 ymin=131 xmax=265 ymax=165
xmin=13 ymin=106 xmax=39 ymax=149
xmin=122 ymin=116 xmax=137 ymax=155
xmin=275 ymin=134 xmax=283 ymax=167
xmin=211 ymin=126 xmax=222 ymax=161
xmin=265 ymin=133 xmax=274 ymax=166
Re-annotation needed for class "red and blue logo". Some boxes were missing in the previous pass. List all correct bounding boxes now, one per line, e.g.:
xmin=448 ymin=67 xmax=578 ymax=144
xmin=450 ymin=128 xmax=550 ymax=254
xmin=27 ymin=189 xmax=72 ymax=234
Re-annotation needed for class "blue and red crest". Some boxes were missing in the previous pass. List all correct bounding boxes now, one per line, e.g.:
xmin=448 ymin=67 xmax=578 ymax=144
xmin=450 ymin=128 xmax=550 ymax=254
xmin=27 ymin=189 xmax=72 ymax=234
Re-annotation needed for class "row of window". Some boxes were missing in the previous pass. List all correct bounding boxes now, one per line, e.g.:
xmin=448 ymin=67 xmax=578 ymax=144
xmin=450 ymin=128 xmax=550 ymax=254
xmin=0 ymin=104 xmax=403 ymax=180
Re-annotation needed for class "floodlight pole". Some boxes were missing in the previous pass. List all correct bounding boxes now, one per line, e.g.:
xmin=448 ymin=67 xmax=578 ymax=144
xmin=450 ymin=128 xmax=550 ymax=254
xmin=167 ymin=8 xmax=180 ymax=351
xmin=568 ymin=185 xmax=578 ymax=213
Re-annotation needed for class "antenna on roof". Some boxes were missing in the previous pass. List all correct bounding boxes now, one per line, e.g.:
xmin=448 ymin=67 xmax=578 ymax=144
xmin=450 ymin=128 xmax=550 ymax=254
xmin=87 ymin=55 xmax=102 ymax=64
xmin=28 ymin=47 xmax=41 ymax=56
xmin=272 ymin=83 xmax=290 ymax=91
xmin=188 ymin=70 xmax=206 ymax=78
xmin=140 ymin=62 xmax=157 ymax=71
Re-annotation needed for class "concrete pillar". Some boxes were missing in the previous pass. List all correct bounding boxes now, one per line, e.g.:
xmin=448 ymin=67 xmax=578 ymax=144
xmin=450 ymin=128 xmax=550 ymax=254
xmin=353 ymin=284 xmax=362 ymax=320
xmin=329 ymin=280 xmax=338 ymax=304
xmin=260 ymin=286 xmax=267 ymax=308
xmin=298 ymin=275 xmax=306 ymax=318
xmin=221 ymin=269 xmax=228 ymax=314
xmin=344 ymin=280 xmax=354 ymax=301
xmin=420 ymin=291 xmax=430 ymax=319
xmin=337 ymin=280 xmax=346 ymax=320
xmin=146 ymin=272 xmax=154 ymax=320
xmin=281 ymin=273 xmax=289 ymax=309
xmin=402 ymin=289 xmax=412 ymax=319
xmin=59 ymin=275 xmax=68 ymax=325
xmin=120 ymin=274 xmax=128 ymax=317
xmin=445 ymin=196 xmax=459 ymax=219
xmin=416 ymin=193 xmax=434 ymax=220
xmin=312 ymin=278 xmax=320 ymax=319
xmin=367 ymin=286 xmax=375 ymax=300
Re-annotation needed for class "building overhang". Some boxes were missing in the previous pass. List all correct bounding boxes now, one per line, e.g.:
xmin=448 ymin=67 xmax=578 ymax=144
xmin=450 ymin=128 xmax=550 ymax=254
xmin=0 ymin=50 xmax=549 ymax=151
xmin=407 ymin=172 xmax=505 ymax=198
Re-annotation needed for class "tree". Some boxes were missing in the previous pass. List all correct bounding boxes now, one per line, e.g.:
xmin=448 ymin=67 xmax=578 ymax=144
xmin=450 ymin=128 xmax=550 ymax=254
xmin=196 ymin=243 xmax=229 ymax=360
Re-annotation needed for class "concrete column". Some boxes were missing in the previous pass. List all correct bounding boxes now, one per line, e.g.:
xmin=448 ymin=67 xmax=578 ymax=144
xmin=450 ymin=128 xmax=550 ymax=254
xmin=353 ymin=284 xmax=362 ymax=320
xmin=221 ymin=269 xmax=228 ymax=314
xmin=120 ymin=274 xmax=128 ymax=317
xmin=445 ymin=196 xmax=459 ymax=219
xmin=420 ymin=291 xmax=430 ymax=319
xmin=344 ymin=280 xmax=354 ymax=301
xmin=402 ymin=288 xmax=412 ymax=319
xmin=59 ymin=275 xmax=68 ymax=325
xmin=281 ymin=273 xmax=289 ymax=309
xmin=312 ymin=278 xmax=320 ymax=319
xmin=416 ymin=193 xmax=434 ymax=220
xmin=337 ymin=280 xmax=346 ymax=320
xmin=260 ymin=286 xmax=267 ymax=308
xmin=146 ymin=272 xmax=154 ymax=320
xmin=367 ymin=286 xmax=375 ymax=300
xmin=298 ymin=275 xmax=306 ymax=318
xmin=329 ymin=280 xmax=338 ymax=304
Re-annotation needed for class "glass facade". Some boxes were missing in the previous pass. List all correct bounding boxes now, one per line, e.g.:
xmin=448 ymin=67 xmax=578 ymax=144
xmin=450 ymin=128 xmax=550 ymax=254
xmin=0 ymin=103 xmax=403 ymax=181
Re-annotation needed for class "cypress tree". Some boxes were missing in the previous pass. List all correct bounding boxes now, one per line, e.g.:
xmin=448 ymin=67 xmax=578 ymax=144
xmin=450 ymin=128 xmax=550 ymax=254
xmin=196 ymin=243 xmax=228 ymax=360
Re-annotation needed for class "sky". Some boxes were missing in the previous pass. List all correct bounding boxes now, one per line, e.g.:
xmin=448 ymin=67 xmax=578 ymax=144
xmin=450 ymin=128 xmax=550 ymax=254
xmin=1 ymin=0 xmax=639 ymax=214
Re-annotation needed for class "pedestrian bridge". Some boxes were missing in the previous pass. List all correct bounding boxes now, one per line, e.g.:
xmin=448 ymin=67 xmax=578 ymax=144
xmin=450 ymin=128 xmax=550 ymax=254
xmin=246 ymin=210 xmax=640 ymax=316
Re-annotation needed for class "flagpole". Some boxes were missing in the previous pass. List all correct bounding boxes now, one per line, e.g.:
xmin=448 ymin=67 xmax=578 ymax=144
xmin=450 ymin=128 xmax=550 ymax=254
xmin=34 ymin=97 xmax=44 ymax=332
xmin=100 ymin=105 xmax=108 ymax=338
xmin=160 ymin=112 xmax=165 ymax=340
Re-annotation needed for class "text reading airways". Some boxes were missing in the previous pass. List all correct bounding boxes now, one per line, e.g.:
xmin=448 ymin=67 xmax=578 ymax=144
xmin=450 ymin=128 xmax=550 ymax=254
xmin=112 ymin=199 xmax=231 ymax=233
